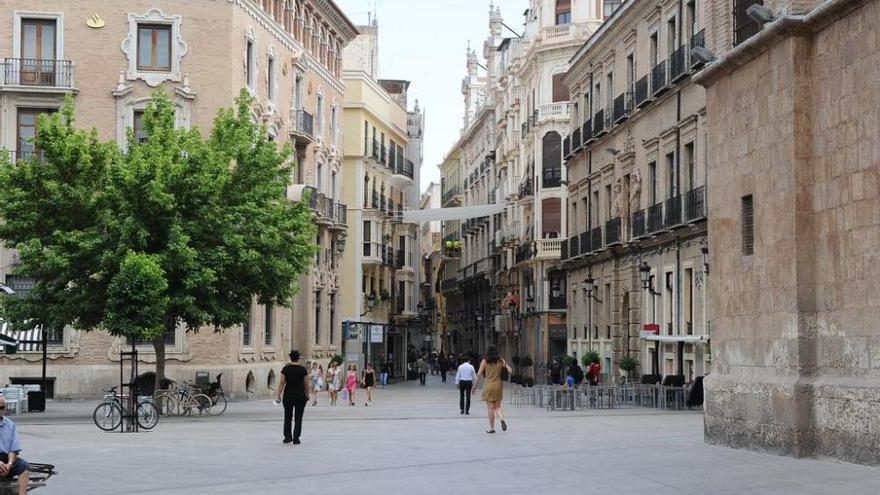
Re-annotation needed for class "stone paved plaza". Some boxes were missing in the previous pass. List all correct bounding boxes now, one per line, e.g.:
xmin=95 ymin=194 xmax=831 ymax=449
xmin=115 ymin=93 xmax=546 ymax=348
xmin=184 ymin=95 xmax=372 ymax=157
xmin=12 ymin=378 xmax=880 ymax=494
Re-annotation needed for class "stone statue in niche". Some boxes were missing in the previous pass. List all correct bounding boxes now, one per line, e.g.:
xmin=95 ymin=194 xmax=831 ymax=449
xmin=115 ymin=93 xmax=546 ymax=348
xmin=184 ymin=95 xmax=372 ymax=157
xmin=612 ymin=178 xmax=624 ymax=218
xmin=629 ymin=169 xmax=641 ymax=211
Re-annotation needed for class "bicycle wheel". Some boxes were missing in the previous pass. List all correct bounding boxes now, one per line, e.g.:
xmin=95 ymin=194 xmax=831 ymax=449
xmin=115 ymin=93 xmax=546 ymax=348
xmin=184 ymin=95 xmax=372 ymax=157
xmin=154 ymin=393 xmax=179 ymax=416
xmin=93 ymin=402 xmax=122 ymax=431
xmin=136 ymin=401 xmax=160 ymax=430
xmin=208 ymin=393 xmax=228 ymax=416
xmin=192 ymin=393 xmax=212 ymax=415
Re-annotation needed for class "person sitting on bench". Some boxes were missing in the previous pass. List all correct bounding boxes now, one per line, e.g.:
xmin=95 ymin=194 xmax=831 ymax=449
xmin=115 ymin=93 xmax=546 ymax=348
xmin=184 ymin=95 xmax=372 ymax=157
xmin=0 ymin=396 xmax=29 ymax=495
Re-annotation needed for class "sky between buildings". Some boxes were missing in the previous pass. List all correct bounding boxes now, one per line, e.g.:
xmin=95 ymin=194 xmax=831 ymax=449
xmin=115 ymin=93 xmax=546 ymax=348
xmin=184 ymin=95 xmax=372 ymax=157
xmin=336 ymin=0 xmax=528 ymax=194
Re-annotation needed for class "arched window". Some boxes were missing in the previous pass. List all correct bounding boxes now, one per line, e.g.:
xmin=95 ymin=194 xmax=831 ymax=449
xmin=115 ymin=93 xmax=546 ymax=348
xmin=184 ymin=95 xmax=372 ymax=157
xmin=542 ymin=131 xmax=562 ymax=188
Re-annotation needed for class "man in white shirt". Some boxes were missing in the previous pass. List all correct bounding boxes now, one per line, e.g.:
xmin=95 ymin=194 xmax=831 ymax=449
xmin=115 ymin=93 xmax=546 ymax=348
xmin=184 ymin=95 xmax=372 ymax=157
xmin=454 ymin=355 xmax=477 ymax=415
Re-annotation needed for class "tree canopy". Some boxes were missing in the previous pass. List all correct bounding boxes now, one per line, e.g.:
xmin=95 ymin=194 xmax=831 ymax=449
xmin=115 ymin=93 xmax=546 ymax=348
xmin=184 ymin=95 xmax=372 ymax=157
xmin=0 ymin=89 xmax=316 ymax=382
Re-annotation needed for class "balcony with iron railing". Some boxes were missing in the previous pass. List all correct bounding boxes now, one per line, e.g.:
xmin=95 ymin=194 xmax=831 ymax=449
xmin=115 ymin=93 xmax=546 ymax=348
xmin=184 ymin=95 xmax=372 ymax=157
xmin=3 ymin=150 xmax=45 ymax=163
xmin=1 ymin=58 xmax=74 ymax=89
xmin=534 ymin=238 xmax=562 ymax=260
xmin=590 ymin=226 xmax=603 ymax=252
xmin=635 ymin=75 xmax=651 ymax=108
xmin=613 ymin=92 xmax=633 ymax=124
xmin=685 ymin=185 xmax=707 ymax=223
xmin=291 ymin=109 xmax=314 ymax=141
xmin=332 ymin=201 xmax=347 ymax=226
xmin=579 ymin=231 xmax=590 ymax=256
xmin=593 ymin=109 xmax=606 ymax=136
xmin=548 ymin=290 xmax=567 ymax=310
xmin=571 ymin=126 xmax=582 ymax=151
xmin=669 ymin=45 xmax=690 ymax=83
xmin=734 ymin=0 xmax=764 ymax=47
xmin=519 ymin=177 xmax=534 ymax=199
xmin=652 ymin=60 xmax=668 ymax=96
xmin=563 ymin=135 xmax=571 ymax=159
xmin=582 ymin=118 xmax=593 ymax=144
xmin=631 ymin=208 xmax=648 ymax=239
xmin=690 ymin=29 xmax=706 ymax=68
xmin=665 ymin=194 xmax=683 ymax=229
xmin=605 ymin=217 xmax=622 ymax=246
xmin=647 ymin=202 xmax=664 ymax=233
xmin=442 ymin=186 xmax=462 ymax=206
xmin=542 ymin=167 xmax=562 ymax=188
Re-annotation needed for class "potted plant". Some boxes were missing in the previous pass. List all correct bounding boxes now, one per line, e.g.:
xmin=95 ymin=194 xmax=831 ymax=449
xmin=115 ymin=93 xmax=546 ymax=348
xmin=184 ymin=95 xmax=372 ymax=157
xmin=619 ymin=355 xmax=638 ymax=375
xmin=561 ymin=355 xmax=576 ymax=369
xmin=581 ymin=351 xmax=600 ymax=367
xmin=379 ymin=288 xmax=391 ymax=302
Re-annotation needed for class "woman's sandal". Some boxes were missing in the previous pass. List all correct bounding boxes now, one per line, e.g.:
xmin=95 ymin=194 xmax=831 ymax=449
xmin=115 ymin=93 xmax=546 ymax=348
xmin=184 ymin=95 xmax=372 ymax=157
xmin=501 ymin=420 xmax=508 ymax=431
xmin=486 ymin=430 xmax=496 ymax=434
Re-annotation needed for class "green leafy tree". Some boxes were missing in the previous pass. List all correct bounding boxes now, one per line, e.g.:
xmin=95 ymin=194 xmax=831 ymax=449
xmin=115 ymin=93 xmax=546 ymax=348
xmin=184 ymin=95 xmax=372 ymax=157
xmin=0 ymin=89 xmax=316 ymax=389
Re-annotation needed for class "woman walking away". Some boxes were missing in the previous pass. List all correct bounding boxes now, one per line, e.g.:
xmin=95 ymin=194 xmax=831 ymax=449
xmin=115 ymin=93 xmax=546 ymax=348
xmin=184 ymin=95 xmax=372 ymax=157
xmin=379 ymin=361 xmax=390 ymax=388
xmin=326 ymin=363 xmax=339 ymax=406
xmin=309 ymin=363 xmax=322 ymax=406
xmin=473 ymin=346 xmax=512 ymax=434
xmin=345 ymin=364 xmax=358 ymax=406
xmin=276 ymin=350 xmax=310 ymax=444
xmin=361 ymin=364 xmax=376 ymax=406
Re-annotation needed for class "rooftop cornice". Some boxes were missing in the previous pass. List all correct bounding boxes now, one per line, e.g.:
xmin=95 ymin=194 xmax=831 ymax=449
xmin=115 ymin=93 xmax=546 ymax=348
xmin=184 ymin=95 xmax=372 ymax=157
xmin=313 ymin=0 xmax=359 ymax=42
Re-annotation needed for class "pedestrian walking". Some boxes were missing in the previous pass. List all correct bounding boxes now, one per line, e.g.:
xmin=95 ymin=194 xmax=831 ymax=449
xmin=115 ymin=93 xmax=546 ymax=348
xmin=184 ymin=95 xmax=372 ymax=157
xmin=472 ymin=346 xmax=512 ymax=434
xmin=416 ymin=356 xmax=428 ymax=386
xmin=379 ymin=361 xmax=390 ymax=388
xmin=309 ymin=363 xmax=322 ymax=406
xmin=455 ymin=355 xmax=476 ymax=415
xmin=276 ymin=350 xmax=310 ymax=444
xmin=438 ymin=354 xmax=449 ymax=383
xmin=361 ymin=363 xmax=376 ymax=406
xmin=588 ymin=360 xmax=601 ymax=386
xmin=345 ymin=364 xmax=358 ymax=406
xmin=326 ymin=362 xmax=339 ymax=405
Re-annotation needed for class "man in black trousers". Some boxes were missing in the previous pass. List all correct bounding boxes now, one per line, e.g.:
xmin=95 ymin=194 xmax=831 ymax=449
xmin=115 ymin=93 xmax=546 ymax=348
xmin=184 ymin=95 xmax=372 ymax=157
xmin=276 ymin=350 xmax=310 ymax=444
xmin=454 ymin=355 xmax=476 ymax=414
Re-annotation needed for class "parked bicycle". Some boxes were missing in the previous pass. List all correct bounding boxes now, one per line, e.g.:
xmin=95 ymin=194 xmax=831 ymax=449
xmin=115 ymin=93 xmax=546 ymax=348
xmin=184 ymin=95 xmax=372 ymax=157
xmin=204 ymin=373 xmax=228 ymax=416
xmin=153 ymin=380 xmax=212 ymax=416
xmin=92 ymin=386 xmax=159 ymax=431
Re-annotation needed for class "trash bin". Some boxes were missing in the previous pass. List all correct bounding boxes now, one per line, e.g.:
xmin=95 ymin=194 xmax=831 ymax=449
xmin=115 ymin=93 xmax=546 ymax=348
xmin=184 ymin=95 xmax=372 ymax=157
xmin=195 ymin=371 xmax=210 ymax=390
xmin=27 ymin=391 xmax=46 ymax=412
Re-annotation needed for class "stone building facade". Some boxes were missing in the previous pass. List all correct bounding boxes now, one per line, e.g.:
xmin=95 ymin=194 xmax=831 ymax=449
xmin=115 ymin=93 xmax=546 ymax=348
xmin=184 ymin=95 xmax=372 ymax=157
xmin=0 ymin=0 xmax=356 ymax=398
xmin=339 ymin=21 xmax=423 ymax=375
xmin=561 ymin=0 xmax=710 ymax=384
xmin=696 ymin=0 xmax=880 ymax=465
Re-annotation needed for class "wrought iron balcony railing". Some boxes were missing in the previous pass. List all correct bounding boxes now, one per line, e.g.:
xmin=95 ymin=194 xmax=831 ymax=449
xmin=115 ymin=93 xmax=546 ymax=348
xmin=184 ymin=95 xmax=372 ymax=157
xmin=652 ymin=60 xmax=668 ymax=96
xmin=669 ymin=45 xmax=689 ymax=83
xmin=571 ymin=126 xmax=581 ymax=151
xmin=631 ymin=209 xmax=647 ymax=238
xmin=685 ymin=185 xmax=707 ymax=222
xmin=590 ymin=226 xmax=603 ymax=252
xmin=593 ymin=109 xmax=606 ymax=135
xmin=635 ymin=75 xmax=651 ymax=108
xmin=647 ymin=202 xmax=664 ymax=233
xmin=690 ymin=29 xmax=706 ymax=68
xmin=582 ymin=118 xmax=593 ymax=143
xmin=665 ymin=194 xmax=683 ymax=228
xmin=2 ymin=58 xmax=74 ymax=88
xmin=292 ymin=109 xmax=314 ymax=137
xmin=605 ymin=217 xmax=622 ymax=246
xmin=734 ymin=0 xmax=764 ymax=46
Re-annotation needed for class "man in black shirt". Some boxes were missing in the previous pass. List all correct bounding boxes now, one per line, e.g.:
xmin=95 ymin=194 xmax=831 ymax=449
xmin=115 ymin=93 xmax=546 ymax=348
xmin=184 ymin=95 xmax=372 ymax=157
xmin=277 ymin=350 xmax=310 ymax=444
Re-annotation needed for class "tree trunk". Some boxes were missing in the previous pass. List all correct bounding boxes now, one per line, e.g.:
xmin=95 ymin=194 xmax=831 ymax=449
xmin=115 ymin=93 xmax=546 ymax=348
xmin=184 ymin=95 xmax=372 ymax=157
xmin=152 ymin=319 xmax=172 ymax=393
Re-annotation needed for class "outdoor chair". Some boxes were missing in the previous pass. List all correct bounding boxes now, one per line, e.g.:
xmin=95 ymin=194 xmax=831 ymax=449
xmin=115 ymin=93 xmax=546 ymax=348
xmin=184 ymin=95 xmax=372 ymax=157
xmin=0 ymin=387 xmax=26 ymax=415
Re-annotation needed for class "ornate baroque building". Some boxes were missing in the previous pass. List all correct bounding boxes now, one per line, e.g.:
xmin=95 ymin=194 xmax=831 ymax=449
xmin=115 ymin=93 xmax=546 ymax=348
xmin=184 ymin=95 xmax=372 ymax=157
xmin=561 ymin=0 xmax=710 ymax=384
xmin=0 ymin=0 xmax=357 ymax=398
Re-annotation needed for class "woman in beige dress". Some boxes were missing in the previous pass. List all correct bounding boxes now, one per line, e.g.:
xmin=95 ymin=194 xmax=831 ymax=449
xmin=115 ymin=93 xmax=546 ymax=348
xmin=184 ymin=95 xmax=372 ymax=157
xmin=473 ymin=346 xmax=512 ymax=434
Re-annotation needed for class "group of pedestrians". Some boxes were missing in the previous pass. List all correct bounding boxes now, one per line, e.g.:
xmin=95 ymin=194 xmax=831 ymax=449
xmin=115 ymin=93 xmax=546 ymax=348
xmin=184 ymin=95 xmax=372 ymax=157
xmin=276 ymin=346 xmax=514 ymax=444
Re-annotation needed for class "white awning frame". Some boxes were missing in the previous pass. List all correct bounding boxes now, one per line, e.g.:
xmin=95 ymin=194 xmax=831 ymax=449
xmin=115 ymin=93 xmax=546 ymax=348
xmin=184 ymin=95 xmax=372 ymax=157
xmin=640 ymin=332 xmax=709 ymax=344
xmin=402 ymin=204 xmax=506 ymax=222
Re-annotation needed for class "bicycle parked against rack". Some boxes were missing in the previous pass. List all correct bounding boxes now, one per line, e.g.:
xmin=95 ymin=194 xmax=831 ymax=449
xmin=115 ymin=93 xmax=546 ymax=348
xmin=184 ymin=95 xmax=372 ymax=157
xmin=204 ymin=373 xmax=228 ymax=416
xmin=153 ymin=380 xmax=212 ymax=416
xmin=92 ymin=386 xmax=159 ymax=431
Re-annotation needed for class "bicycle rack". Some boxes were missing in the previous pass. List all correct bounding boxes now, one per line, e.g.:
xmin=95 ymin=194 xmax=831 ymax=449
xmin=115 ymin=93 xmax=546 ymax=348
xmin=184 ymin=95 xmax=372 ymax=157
xmin=119 ymin=347 xmax=139 ymax=433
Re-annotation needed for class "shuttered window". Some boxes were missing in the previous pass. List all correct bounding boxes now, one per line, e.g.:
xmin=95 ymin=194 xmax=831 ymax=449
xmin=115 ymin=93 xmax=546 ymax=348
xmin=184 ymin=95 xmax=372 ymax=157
xmin=552 ymin=73 xmax=568 ymax=102
xmin=741 ymin=194 xmax=754 ymax=255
